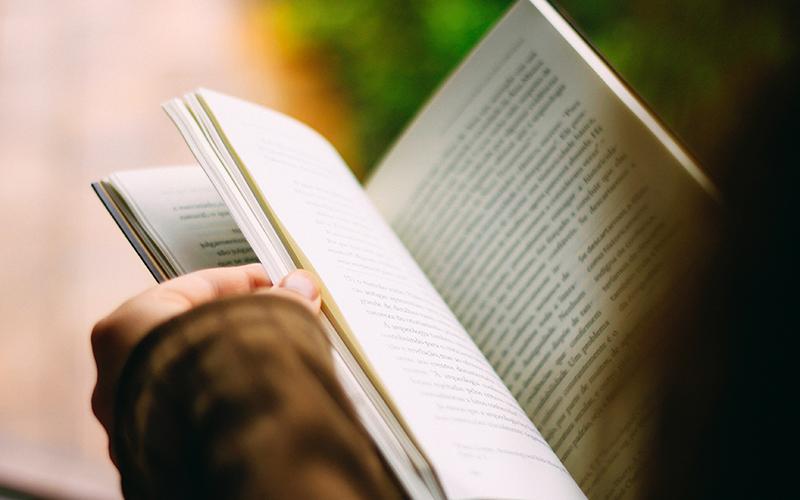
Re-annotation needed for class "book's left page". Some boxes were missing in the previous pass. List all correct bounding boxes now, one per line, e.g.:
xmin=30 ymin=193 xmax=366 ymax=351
xmin=95 ymin=165 xmax=257 ymax=281
xmin=165 ymin=88 xmax=587 ymax=500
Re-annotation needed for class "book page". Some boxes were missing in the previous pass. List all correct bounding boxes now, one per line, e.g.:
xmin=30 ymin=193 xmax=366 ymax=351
xmin=367 ymin=1 xmax=718 ymax=499
xmin=195 ymin=88 xmax=586 ymax=500
xmin=107 ymin=166 xmax=257 ymax=276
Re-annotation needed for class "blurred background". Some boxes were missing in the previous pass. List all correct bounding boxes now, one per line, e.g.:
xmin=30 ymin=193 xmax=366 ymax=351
xmin=0 ymin=0 xmax=796 ymax=498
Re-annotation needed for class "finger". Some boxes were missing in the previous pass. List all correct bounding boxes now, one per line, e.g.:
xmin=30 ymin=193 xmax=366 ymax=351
xmin=95 ymin=264 xmax=273 ymax=355
xmin=157 ymin=263 xmax=273 ymax=309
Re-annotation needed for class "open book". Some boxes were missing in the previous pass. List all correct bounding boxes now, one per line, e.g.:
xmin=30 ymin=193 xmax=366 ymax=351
xmin=94 ymin=1 xmax=719 ymax=499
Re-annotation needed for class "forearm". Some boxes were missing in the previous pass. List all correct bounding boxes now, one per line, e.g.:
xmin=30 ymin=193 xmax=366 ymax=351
xmin=112 ymin=294 xmax=401 ymax=500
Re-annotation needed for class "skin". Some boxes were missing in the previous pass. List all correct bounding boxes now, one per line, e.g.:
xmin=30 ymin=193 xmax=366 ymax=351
xmin=90 ymin=264 xmax=321 ymax=459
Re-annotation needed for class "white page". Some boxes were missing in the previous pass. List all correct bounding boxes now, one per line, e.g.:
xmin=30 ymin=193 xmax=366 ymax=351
xmin=108 ymin=166 xmax=257 ymax=275
xmin=196 ymin=88 xmax=586 ymax=500
xmin=367 ymin=1 xmax=717 ymax=499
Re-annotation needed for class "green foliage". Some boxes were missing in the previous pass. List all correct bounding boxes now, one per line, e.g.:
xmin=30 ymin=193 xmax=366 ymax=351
xmin=281 ymin=0 xmax=513 ymax=170
xmin=278 ymin=0 xmax=797 ymax=175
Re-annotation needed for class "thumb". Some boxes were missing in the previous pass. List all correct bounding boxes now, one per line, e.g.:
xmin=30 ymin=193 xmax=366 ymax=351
xmin=261 ymin=270 xmax=322 ymax=314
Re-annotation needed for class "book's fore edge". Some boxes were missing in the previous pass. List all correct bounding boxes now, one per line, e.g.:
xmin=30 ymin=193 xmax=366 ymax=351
xmin=178 ymin=93 xmax=295 ymax=282
xmin=535 ymin=0 xmax=721 ymax=203
xmin=190 ymin=91 xmax=447 ymax=500
xmin=92 ymin=182 xmax=167 ymax=283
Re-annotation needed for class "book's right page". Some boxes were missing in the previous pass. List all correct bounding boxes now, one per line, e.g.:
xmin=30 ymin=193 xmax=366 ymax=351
xmin=367 ymin=1 xmax=719 ymax=498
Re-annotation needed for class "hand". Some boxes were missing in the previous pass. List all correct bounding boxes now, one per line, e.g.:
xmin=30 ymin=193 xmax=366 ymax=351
xmin=91 ymin=264 xmax=321 ymax=444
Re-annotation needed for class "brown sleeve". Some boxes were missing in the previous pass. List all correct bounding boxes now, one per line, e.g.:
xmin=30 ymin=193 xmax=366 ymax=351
xmin=112 ymin=294 xmax=404 ymax=500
